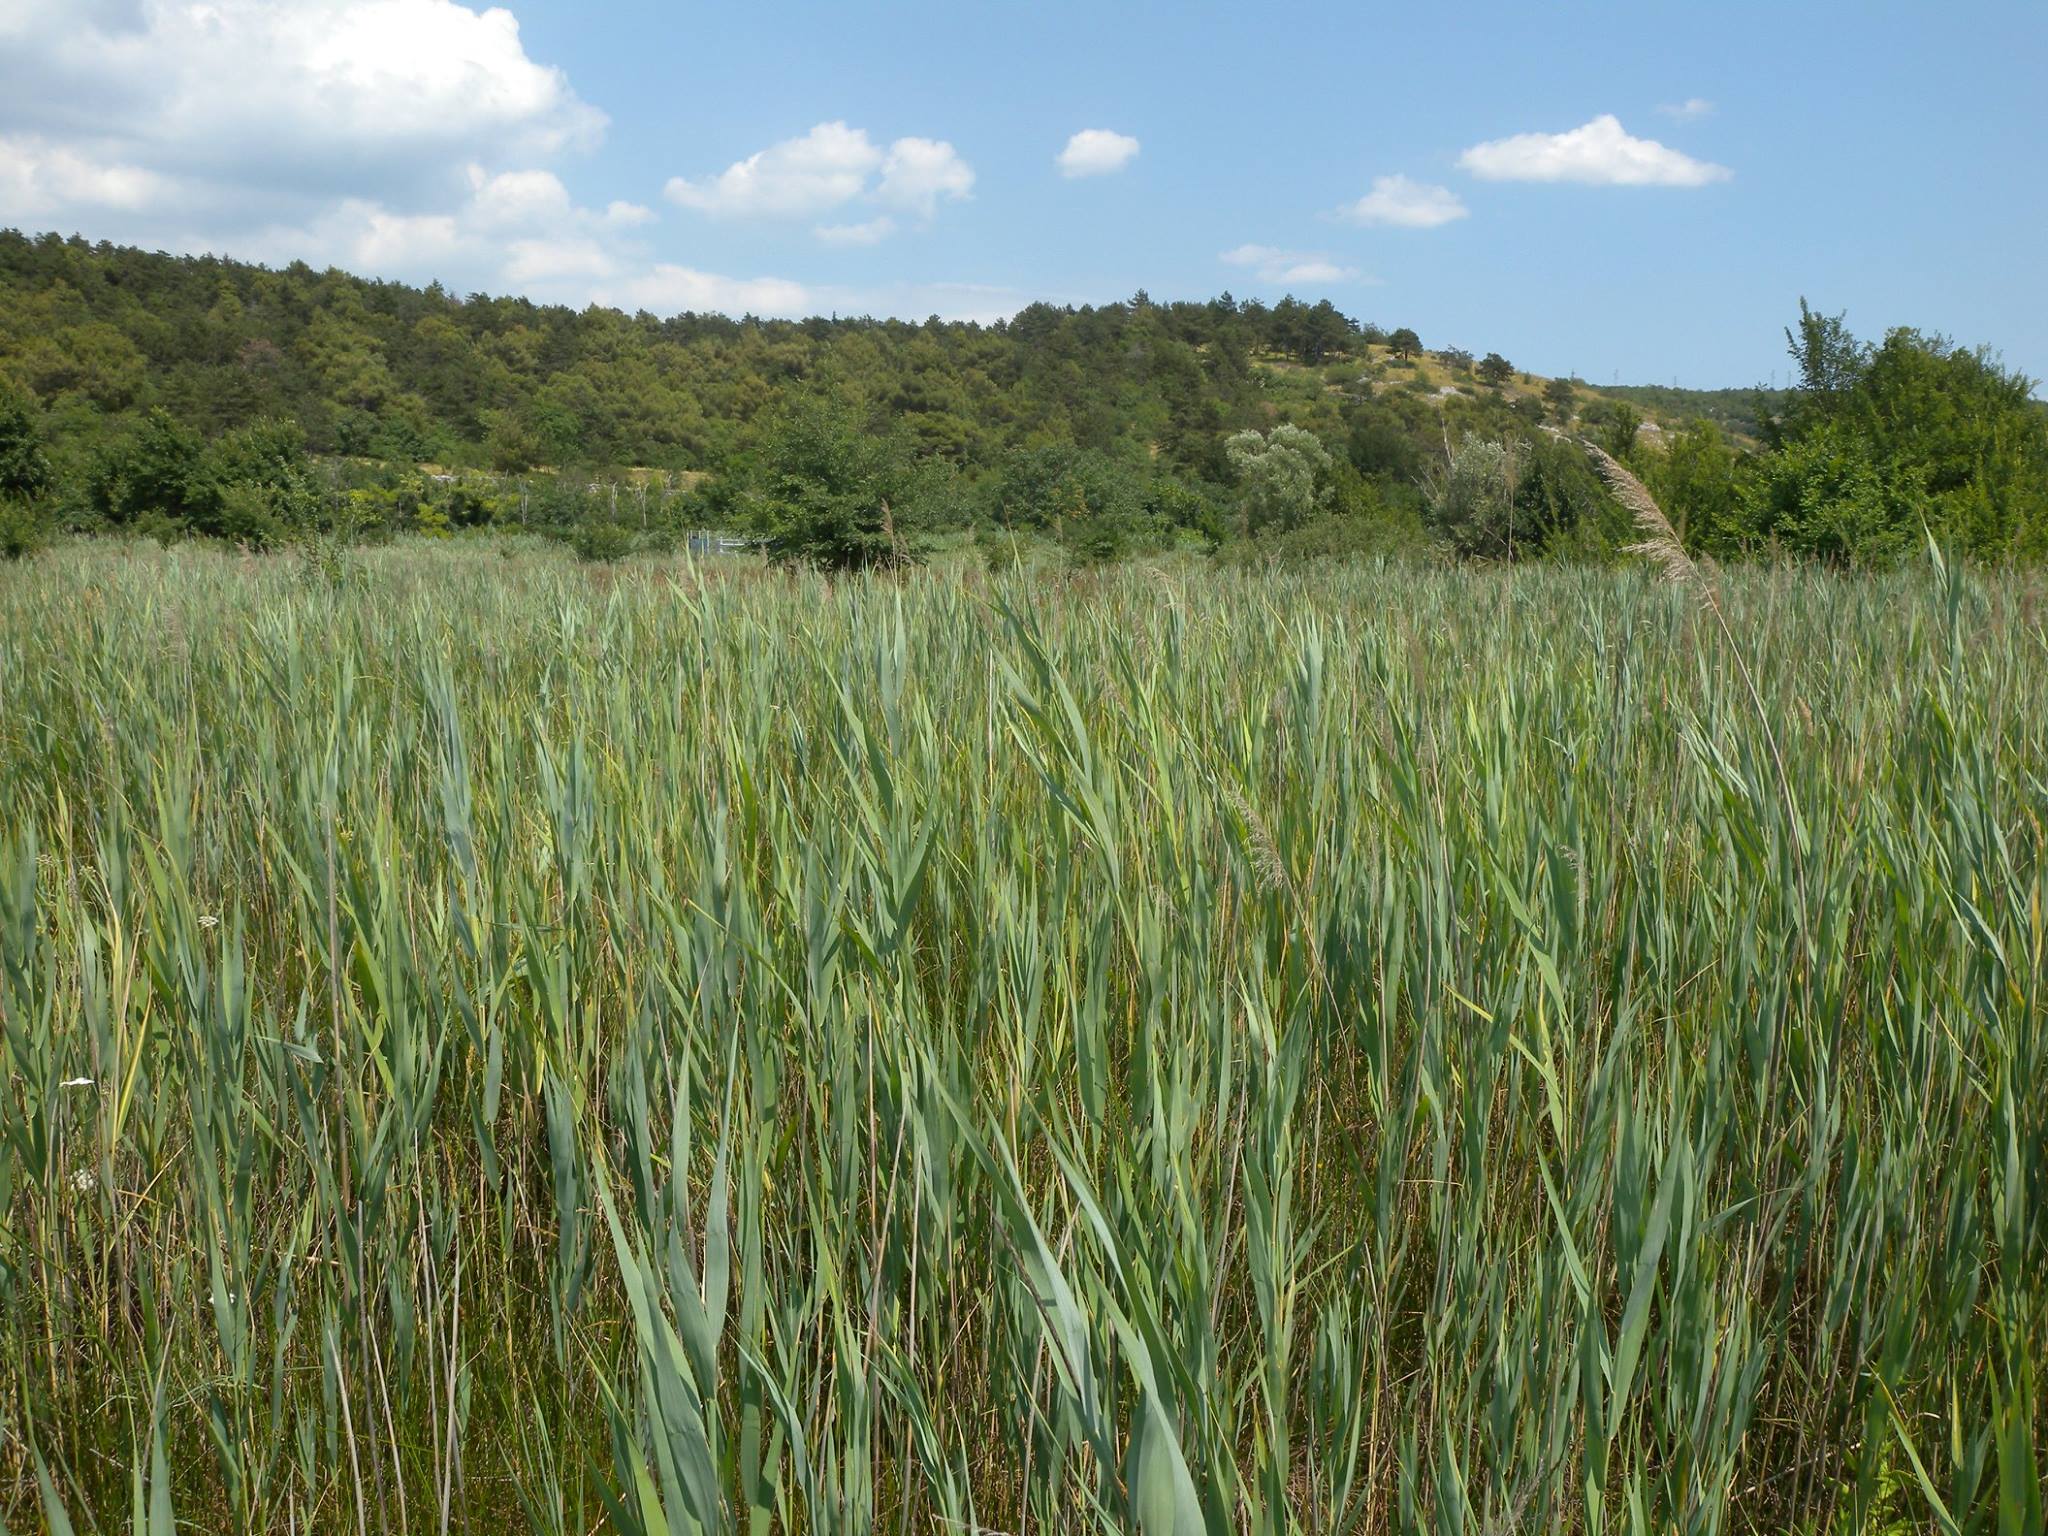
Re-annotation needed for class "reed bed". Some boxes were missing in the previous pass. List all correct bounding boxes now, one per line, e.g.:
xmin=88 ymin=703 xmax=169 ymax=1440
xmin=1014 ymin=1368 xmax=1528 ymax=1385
xmin=0 ymin=541 xmax=2042 ymax=1534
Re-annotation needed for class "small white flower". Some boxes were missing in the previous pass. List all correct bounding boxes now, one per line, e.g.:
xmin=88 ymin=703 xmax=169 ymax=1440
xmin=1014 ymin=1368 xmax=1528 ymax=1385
xmin=70 ymin=1167 xmax=96 ymax=1193
xmin=198 ymin=914 xmax=220 ymax=930
xmin=60 ymin=1076 xmax=95 ymax=1089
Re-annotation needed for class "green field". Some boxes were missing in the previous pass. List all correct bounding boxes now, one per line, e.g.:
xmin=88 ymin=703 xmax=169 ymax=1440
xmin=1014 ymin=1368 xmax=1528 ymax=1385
xmin=1 ymin=543 xmax=2043 ymax=1533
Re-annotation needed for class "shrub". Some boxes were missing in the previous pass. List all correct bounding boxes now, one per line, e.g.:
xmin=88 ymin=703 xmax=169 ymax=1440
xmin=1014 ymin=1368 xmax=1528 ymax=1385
xmin=761 ymin=399 xmax=924 ymax=572
xmin=567 ymin=519 xmax=637 ymax=563
xmin=0 ymin=497 xmax=45 ymax=561
xmin=1225 ymin=424 xmax=1332 ymax=535
xmin=1424 ymin=433 xmax=1520 ymax=558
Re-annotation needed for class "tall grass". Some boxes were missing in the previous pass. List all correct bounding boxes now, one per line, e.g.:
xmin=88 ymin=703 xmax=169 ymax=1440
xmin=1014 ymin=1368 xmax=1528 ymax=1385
xmin=0 ymin=540 xmax=2041 ymax=1533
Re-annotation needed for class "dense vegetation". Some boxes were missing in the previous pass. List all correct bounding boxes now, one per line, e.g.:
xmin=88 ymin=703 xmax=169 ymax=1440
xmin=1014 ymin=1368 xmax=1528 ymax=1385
xmin=3 ymin=231 xmax=2045 ymax=568
xmin=1 ymin=543 xmax=2042 ymax=1532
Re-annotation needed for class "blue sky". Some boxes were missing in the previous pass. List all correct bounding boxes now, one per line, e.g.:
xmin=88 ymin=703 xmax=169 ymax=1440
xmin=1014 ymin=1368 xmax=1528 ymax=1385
xmin=2 ymin=0 xmax=2042 ymax=387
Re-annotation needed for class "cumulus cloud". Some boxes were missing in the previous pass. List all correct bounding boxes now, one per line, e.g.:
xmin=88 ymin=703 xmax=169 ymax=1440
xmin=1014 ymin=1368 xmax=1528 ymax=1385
xmin=501 ymin=235 xmax=618 ymax=284
xmin=250 ymin=165 xmax=634 ymax=290
xmin=1056 ymin=129 xmax=1140 ymax=178
xmin=814 ymin=281 xmax=1037 ymax=326
xmin=665 ymin=122 xmax=882 ymax=219
xmin=0 ymin=4 xmax=1024 ymax=324
xmin=814 ymin=217 xmax=897 ymax=247
xmin=465 ymin=166 xmax=574 ymax=230
xmin=876 ymin=137 xmax=974 ymax=217
xmin=1339 ymin=174 xmax=1468 ymax=229
xmin=601 ymin=200 xmax=655 ymax=228
xmin=0 ymin=0 xmax=652 ymax=293
xmin=0 ymin=0 xmax=825 ymax=320
xmin=605 ymin=269 xmax=1040 ymax=326
xmin=1657 ymin=98 xmax=1715 ymax=121
xmin=1220 ymin=244 xmax=1362 ymax=286
xmin=0 ymin=0 xmax=603 ymax=207
xmin=666 ymin=122 xmax=971 ymax=233
xmin=0 ymin=134 xmax=180 ymax=219
xmin=1458 ymin=114 xmax=1730 ymax=186
xmin=597 ymin=263 xmax=811 ymax=318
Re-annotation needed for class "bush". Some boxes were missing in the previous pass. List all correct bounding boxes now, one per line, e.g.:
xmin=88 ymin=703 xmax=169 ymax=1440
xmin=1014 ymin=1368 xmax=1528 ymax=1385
xmin=565 ymin=519 xmax=637 ymax=564
xmin=1738 ymin=420 xmax=1922 ymax=565
xmin=1424 ymin=434 xmax=1520 ymax=558
xmin=1064 ymin=513 xmax=1134 ymax=566
xmin=980 ymin=444 xmax=1147 ymax=532
xmin=0 ymin=497 xmax=46 ymax=561
xmin=0 ymin=383 xmax=53 ymax=504
xmin=1581 ymin=400 xmax=1642 ymax=460
xmin=1226 ymin=424 xmax=1332 ymax=535
xmin=1216 ymin=513 xmax=1420 ymax=567
xmin=1514 ymin=435 xmax=1628 ymax=559
xmin=1145 ymin=477 xmax=1228 ymax=548
xmin=438 ymin=477 xmax=505 ymax=529
xmin=761 ymin=399 xmax=925 ymax=572
xmin=1646 ymin=422 xmax=1747 ymax=554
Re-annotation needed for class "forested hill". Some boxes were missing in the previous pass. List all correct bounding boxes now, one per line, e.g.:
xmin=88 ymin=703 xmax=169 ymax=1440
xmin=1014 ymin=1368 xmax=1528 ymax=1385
xmin=1 ymin=227 xmax=1733 ymax=472
xmin=2 ymin=228 xmax=2045 ymax=567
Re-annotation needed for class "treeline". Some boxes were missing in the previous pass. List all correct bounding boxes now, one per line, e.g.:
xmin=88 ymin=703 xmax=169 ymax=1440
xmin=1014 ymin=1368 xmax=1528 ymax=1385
xmin=1 ymin=229 xmax=2044 ymax=567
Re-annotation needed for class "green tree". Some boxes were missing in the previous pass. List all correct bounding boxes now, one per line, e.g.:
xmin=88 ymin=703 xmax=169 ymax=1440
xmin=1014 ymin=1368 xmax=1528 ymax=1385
xmin=1424 ymin=433 xmax=1520 ymax=558
xmin=0 ymin=383 xmax=53 ymax=503
xmin=1646 ymin=422 xmax=1746 ymax=552
xmin=1387 ymin=327 xmax=1422 ymax=361
xmin=0 ymin=382 xmax=51 ymax=560
xmin=1582 ymin=400 xmax=1642 ymax=460
xmin=1226 ymin=423 xmax=1332 ymax=536
xmin=761 ymin=399 xmax=923 ymax=571
xmin=87 ymin=409 xmax=211 ymax=530
xmin=1512 ymin=436 xmax=1627 ymax=558
xmin=1782 ymin=298 xmax=1867 ymax=412
xmin=1747 ymin=303 xmax=2048 ymax=560
xmin=1740 ymin=419 xmax=1920 ymax=564
xmin=1292 ymin=300 xmax=1355 ymax=365
xmin=1477 ymin=352 xmax=1514 ymax=389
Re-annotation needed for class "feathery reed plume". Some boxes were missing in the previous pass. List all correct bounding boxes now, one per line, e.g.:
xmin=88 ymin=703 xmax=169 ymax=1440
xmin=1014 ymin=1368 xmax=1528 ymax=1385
xmin=1586 ymin=442 xmax=1697 ymax=589
xmin=1222 ymin=777 xmax=1289 ymax=895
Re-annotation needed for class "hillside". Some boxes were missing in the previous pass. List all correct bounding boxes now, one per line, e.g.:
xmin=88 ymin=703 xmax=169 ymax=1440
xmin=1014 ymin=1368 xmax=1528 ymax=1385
xmin=3 ymin=230 xmax=2043 ymax=566
xmin=0 ymin=229 xmax=1742 ymax=470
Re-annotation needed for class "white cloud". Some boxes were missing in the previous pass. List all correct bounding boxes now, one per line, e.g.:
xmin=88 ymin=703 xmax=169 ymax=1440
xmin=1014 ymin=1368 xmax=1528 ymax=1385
xmin=0 ymin=134 xmax=179 ymax=218
xmin=876 ymin=137 xmax=974 ymax=217
xmin=0 ymin=5 xmax=1101 ymax=327
xmin=1221 ymin=244 xmax=1363 ymax=286
xmin=1458 ymin=114 xmax=1730 ymax=187
xmin=466 ymin=166 xmax=573 ymax=230
xmin=598 ymin=263 xmax=811 ymax=317
xmin=0 ymin=0 xmax=633 ymax=292
xmin=1339 ymin=174 xmax=1468 ymax=229
xmin=665 ymin=122 xmax=971 ymax=233
xmin=1056 ymin=129 xmax=1140 ymax=179
xmin=815 ymin=281 xmax=1036 ymax=326
xmin=0 ymin=1 xmax=850 ymax=321
xmin=502 ymin=235 xmax=618 ymax=284
xmin=665 ymin=121 xmax=881 ymax=219
xmin=1658 ymin=98 xmax=1715 ymax=121
xmin=814 ymin=216 xmax=897 ymax=247
xmin=604 ymin=268 xmax=1036 ymax=326
xmin=319 ymin=202 xmax=465 ymax=270
xmin=0 ymin=0 xmax=603 ymax=207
